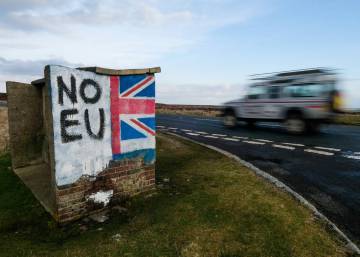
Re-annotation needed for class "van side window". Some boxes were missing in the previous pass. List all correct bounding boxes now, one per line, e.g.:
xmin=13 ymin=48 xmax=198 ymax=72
xmin=248 ymin=86 xmax=266 ymax=99
xmin=284 ymin=84 xmax=323 ymax=98
xmin=268 ymin=86 xmax=280 ymax=99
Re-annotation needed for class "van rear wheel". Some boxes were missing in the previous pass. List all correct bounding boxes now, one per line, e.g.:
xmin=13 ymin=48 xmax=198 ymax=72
xmin=284 ymin=115 xmax=306 ymax=134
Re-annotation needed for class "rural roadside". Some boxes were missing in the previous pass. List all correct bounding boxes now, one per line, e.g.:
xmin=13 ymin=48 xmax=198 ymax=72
xmin=0 ymin=133 xmax=353 ymax=256
xmin=156 ymin=104 xmax=360 ymax=126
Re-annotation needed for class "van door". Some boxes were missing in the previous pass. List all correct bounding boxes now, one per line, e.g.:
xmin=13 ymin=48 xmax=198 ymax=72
xmin=242 ymin=86 xmax=266 ymax=119
xmin=263 ymin=86 xmax=282 ymax=119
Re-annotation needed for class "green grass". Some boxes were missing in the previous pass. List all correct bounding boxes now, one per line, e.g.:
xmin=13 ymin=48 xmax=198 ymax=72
xmin=0 ymin=134 xmax=348 ymax=257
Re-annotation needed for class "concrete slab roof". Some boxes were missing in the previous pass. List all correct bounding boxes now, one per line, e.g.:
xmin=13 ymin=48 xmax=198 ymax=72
xmin=31 ymin=66 xmax=161 ymax=86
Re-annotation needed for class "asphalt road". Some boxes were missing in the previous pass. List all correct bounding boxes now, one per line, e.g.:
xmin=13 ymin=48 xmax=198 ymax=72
xmin=157 ymin=114 xmax=360 ymax=244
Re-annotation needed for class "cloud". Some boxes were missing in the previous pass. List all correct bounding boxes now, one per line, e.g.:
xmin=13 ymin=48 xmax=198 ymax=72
xmin=0 ymin=0 xmax=266 ymax=106
xmin=0 ymin=0 xmax=263 ymax=73
xmin=0 ymin=57 xmax=81 ymax=75
xmin=0 ymin=0 xmax=259 ymax=32
xmin=0 ymin=57 xmax=82 ymax=91
xmin=342 ymin=80 xmax=360 ymax=109
xmin=157 ymin=81 xmax=246 ymax=105
xmin=0 ymin=0 xmax=193 ymax=32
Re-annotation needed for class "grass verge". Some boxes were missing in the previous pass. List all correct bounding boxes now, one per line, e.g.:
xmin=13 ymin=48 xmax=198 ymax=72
xmin=335 ymin=114 xmax=360 ymax=126
xmin=0 ymin=134 xmax=349 ymax=257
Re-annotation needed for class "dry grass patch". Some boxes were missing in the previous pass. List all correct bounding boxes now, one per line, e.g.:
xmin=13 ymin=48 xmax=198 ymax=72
xmin=335 ymin=113 xmax=360 ymax=126
xmin=157 ymin=107 xmax=221 ymax=117
xmin=0 ymin=107 xmax=9 ymax=153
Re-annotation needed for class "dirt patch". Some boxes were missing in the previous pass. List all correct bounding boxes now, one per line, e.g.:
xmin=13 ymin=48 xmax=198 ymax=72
xmin=0 ymin=107 xmax=9 ymax=153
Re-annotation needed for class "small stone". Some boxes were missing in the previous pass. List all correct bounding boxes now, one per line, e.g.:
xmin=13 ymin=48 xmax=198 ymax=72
xmin=163 ymin=178 xmax=170 ymax=183
xmin=89 ymin=210 xmax=109 ymax=223
xmin=112 ymin=206 xmax=128 ymax=214
xmin=112 ymin=233 xmax=122 ymax=241
xmin=79 ymin=225 xmax=88 ymax=232
xmin=144 ymin=192 xmax=158 ymax=198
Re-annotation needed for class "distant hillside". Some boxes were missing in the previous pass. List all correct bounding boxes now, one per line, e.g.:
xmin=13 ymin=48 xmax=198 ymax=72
xmin=156 ymin=103 xmax=220 ymax=111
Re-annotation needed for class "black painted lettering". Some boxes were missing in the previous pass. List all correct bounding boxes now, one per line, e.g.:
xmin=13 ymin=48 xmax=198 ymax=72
xmin=84 ymin=108 xmax=105 ymax=139
xmin=60 ymin=109 xmax=82 ymax=143
xmin=57 ymin=75 xmax=77 ymax=105
xmin=80 ymin=79 xmax=101 ymax=104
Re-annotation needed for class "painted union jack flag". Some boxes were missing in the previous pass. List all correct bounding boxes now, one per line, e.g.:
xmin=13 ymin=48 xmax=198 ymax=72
xmin=110 ymin=74 xmax=155 ymax=160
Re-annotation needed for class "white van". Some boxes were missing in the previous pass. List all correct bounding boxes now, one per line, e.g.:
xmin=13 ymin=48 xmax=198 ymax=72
xmin=221 ymin=68 xmax=343 ymax=134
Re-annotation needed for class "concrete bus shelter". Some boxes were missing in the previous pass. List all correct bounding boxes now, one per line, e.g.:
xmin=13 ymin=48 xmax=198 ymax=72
xmin=6 ymin=65 xmax=160 ymax=223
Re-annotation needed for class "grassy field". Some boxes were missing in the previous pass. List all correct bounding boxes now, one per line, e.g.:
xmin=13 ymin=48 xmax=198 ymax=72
xmin=0 ymin=134 xmax=349 ymax=257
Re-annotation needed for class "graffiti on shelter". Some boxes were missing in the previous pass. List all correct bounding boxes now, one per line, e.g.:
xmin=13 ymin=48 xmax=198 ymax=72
xmin=49 ymin=66 xmax=156 ymax=186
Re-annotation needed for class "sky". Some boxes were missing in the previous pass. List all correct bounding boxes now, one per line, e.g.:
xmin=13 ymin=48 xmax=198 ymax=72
xmin=0 ymin=0 xmax=359 ymax=108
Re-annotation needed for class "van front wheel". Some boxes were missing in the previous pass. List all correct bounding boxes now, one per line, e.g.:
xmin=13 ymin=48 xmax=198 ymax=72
xmin=223 ymin=111 xmax=237 ymax=128
xmin=284 ymin=115 xmax=306 ymax=134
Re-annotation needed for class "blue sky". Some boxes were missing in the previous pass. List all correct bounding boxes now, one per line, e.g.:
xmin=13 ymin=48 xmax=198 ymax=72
xmin=0 ymin=0 xmax=359 ymax=108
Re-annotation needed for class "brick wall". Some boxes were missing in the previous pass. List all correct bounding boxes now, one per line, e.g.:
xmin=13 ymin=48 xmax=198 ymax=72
xmin=55 ymin=158 xmax=155 ymax=223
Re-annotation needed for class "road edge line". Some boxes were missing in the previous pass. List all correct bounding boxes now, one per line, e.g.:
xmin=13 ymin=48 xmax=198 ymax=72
xmin=163 ymin=132 xmax=360 ymax=254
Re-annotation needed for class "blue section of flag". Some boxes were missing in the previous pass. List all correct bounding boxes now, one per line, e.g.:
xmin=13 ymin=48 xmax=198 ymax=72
xmin=119 ymin=74 xmax=146 ymax=94
xmin=138 ymin=117 xmax=156 ymax=131
xmin=113 ymin=149 xmax=156 ymax=164
xmin=134 ymin=82 xmax=155 ymax=97
xmin=120 ymin=121 xmax=146 ymax=140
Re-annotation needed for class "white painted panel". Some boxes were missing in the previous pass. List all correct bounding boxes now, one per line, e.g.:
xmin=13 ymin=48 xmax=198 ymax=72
xmin=49 ymin=65 xmax=112 ymax=186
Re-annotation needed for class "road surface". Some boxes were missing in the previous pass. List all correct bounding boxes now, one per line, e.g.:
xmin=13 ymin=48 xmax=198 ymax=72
xmin=157 ymin=114 xmax=360 ymax=244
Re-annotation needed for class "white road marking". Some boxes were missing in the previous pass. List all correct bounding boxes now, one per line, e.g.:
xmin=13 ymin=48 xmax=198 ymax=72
xmin=314 ymin=146 xmax=341 ymax=152
xmin=304 ymin=149 xmax=334 ymax=156
xmin=355 ymin=152 xmax=360 ymax=155
xmin=223 ymin=138 xmax=240 ymax=142
xmin=157 ymin=126 xmax=165 ymax=128
xmin=282 ymin=142 xmax=305 ymax=147
xmin=243 ymin=140 xmax=266 ymax=145
xmin=254 ymin=139 xmax=273 ymax=143
xmin=344 ymin=155 xmax=360 ymax=160
xmin=272 ymin=144 xmax=295 ymax=150
xmin=204 ymin=135 xmax=219 ymax=139
xmin=233 ymin=136 xmax=248 ymax=139
xmin=168 ymin=127 xmax=178 ymax=130
xmin=196 ymin=131 xmax=208 ymax=134
xmin=186 ymin=133 xmax=200 ymax=136
xmin=212 ymin=134 xmax=227 ymax=137
xmin=181 ymin=129 xmax=192 ymax=132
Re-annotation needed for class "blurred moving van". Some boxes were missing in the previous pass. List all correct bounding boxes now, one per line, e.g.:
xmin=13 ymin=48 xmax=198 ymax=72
xmin=221 ymin=68 xmax=343 ymax=134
